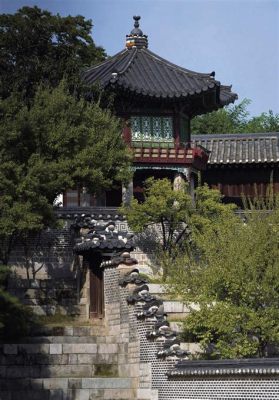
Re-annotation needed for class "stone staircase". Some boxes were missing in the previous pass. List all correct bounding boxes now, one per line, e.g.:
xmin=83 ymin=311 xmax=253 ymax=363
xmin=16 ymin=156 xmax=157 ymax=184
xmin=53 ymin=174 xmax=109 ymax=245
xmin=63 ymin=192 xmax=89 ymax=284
xmin=0 ymin=325 xmax=138 ymax=400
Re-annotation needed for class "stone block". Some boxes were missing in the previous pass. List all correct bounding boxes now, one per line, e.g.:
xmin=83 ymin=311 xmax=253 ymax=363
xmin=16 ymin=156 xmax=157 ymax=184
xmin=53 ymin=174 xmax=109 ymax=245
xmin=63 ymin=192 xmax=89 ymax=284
xmin=68 ymin=354 xmax=78 ymax=364
xmin=50 ymin=344 xmax=62 ymax=355
xmin=68 ymin=378 xmax=81 ymax=389
xmin=148 ymin=284 xmax=165 ymax=294
xmin=49 ymin=389 xmax=63 ymax=400
xmin=137 ymin=389 xmax=152 ymax=399
xmin=6 ymin=366 xmax=31 ymax=379
xmin=46 ymin=365 xmax=93 ymax=378
xmin=77 ymin=354 xmax=98 ymax=365
xmin=73 ymin=327 xmax=90 ymax=336
xmin=117 ymin=343 xmax=128 ymax=354
xmin=97 ymin=353 xmax=117 ymax=364
xmin=30 ymin=379 xmax=43 ymax=389
xmin=82 ymin=377 xmax=132 ymax=389
xmin=63 ymin=389 xmax=90 ymax=400
xmin=163 ymin=300 xmax=189 ymax=313
xmin=3 ymin=345 xmax=18 ymax=355
xmin=118 ymin=354 xmax=128 ymax=364
xmin=63 ymin=344 xmax=97 ymax=354
xmin=103 ymin=389 xmax=135 ymax=399
xmin=94 ymin=364 xmax=117 ymax=377
xmin=118 ymin=363 xmax=139 ymax=378
xmin=88 ymin=389 xmax=104 ymax=400
xmin=169 ymin=321 xmax=183 ymax=332
xmin=63 ymin=327 xmax=74 ymax=336
xmin=48 ymin=355 xmax=69 ymax=365
xmin=18 ymin=344 xmax=50 ymax=354
xmin=43 ymin=378 xmax=68 ymax=390
xmin=96 ymin=336 xmax=107 ymax=344
xmin=98 ymin=344 xmax=118 ymax=354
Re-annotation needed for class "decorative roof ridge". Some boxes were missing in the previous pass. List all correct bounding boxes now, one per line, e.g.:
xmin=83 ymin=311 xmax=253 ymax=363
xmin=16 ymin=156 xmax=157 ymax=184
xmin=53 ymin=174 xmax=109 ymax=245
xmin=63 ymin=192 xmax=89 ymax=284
xmin=220 ymin=84 xmax=232 ymax=90
xmin=192 ymin=132 xmax=279 ymax=140
xmin=169 ymin=357 xmax=279 ymax=377
xmin=112 ymin=47 xmax=138 ymax=76
xmin=142 ymin=47 xmax=218 ymax=83
xmin=82 ymin=48 xmax=129 ymax=75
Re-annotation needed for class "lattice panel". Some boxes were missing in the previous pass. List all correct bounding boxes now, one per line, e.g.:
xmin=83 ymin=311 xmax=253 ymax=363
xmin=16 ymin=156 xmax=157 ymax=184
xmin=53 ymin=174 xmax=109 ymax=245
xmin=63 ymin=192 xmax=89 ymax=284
xmin=131 ymin=116 xmax=173 ymax=142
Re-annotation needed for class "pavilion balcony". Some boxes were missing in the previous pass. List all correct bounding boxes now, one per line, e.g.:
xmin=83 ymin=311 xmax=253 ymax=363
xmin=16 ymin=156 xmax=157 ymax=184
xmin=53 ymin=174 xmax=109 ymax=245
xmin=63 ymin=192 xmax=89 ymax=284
xmin=132 ymin=143 xmax=209 ymax=170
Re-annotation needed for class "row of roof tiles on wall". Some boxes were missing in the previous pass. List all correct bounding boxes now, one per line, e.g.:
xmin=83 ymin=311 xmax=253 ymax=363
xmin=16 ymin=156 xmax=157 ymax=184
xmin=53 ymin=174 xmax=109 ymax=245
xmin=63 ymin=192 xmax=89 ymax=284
xmin=192 ymin=132 xmax=279 ymax=165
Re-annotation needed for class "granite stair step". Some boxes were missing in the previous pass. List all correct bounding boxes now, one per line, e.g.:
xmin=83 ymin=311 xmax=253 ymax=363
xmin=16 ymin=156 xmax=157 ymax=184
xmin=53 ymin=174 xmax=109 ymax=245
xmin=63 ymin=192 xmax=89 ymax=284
xmin=30 ymin=325 xmax=107 ymax=337
xmin=0 ymin=377 xmax=135 ymax=400
xmin=1 ymin=342 xmax=119 ymax=356
xmin=0 ymin=353 xmax=118 ymax=367
xmin=9 ymin=336 xmax=100 ymax=344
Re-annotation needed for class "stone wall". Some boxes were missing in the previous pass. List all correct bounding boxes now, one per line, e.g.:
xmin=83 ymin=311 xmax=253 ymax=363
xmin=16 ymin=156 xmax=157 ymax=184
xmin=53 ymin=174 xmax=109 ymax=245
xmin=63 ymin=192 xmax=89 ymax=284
xmin=2 ymin=210 xmax=279 ymax=399
xmin=120 ymin=270 xmax=279 ymax=400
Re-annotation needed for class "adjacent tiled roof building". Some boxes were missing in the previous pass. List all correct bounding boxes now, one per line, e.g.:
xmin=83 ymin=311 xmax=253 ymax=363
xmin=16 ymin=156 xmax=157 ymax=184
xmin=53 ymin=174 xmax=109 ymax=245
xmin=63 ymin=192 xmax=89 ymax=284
xmin=192 ymin=132 xmax=279 ymax=204
xmin=192 ymin=132 xmax=279 ymax=165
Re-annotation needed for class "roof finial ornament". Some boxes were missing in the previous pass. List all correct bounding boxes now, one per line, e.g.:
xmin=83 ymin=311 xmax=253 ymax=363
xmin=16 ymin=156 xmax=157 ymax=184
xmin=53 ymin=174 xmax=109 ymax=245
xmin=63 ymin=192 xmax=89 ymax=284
xmin=131 ymin=15 xmax=143 ymax=36
xmin=134 ymin=15 xmax=140 ymax=28
xmin=126 ymin=15 xmax=148 ymax=49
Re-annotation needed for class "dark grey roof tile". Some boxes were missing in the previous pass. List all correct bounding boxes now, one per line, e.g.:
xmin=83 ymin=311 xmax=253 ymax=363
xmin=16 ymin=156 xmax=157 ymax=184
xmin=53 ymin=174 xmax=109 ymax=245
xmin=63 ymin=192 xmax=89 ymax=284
xmin=83 ymin=47 xmax=237 ymax=105
xmin=192 ymin=132 xmax=279 ymax=164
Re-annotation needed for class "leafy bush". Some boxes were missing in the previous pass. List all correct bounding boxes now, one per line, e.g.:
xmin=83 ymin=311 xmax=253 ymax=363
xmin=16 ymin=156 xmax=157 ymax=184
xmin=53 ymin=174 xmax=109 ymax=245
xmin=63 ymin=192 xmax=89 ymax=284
xmin=0 ymin=265 xmax=34 ymax=339
xmin=168 ymin=190 xmax=279 ymax=358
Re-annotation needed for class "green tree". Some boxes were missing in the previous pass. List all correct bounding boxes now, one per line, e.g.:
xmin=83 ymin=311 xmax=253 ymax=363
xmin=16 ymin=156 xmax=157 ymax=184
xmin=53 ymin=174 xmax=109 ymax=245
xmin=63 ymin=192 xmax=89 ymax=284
xmin=191 ymin=98 xmax=279 ymax=134
xmin=0 ymin=83 xmax=131 ymax=266
xmin=0 ymin=264 xmax=35 ymax=338
xmin=0 ymin=6 xmax=105 ymax=101
xmin=121 ymin=177 xmax=194 ymax=280
xmin=245 ymin=110 xmax=279 ymax=133
xmin=169 ymin=189 xmax=279 ymax=359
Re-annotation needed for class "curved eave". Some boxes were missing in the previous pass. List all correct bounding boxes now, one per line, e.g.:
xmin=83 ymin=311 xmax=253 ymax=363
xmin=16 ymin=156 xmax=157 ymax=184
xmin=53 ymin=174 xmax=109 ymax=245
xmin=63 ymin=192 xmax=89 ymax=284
xmin=220 ymin=85 xmax=238 ymax=106
xmin=82 ymin=47 xmax=237 ymax=106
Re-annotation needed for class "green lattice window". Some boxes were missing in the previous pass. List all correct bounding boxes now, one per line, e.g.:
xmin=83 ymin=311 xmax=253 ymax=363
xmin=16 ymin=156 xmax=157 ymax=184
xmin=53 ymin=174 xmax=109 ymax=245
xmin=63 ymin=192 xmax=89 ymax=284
xmin=131 ymin=116 xmax=173 ymax=142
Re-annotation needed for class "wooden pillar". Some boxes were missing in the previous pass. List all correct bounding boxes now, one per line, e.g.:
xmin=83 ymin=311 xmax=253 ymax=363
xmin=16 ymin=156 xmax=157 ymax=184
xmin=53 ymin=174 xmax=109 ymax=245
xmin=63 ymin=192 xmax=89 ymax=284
xmin=173 ymin=172 xmax=186 ymax=191
xmin=80 ymin=187 xmax=91 ymax=207
xmin=122 ymin=179 xmax=133 ymax=206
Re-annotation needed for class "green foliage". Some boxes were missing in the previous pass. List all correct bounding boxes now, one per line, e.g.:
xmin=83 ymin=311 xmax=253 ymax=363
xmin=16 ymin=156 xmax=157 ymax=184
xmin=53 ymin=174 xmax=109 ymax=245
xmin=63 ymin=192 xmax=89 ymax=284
xmin=0 ymin=6 xmax=106 ymax=101
xmin=168 ymin=191 xmax=279 ymax=359
xmin=0 ymin=83 xmax=131 ymax=264
xmin=121 ymin=177 xmax=194 ymax=279
xmin=0 ymin=265 xmax=34 ymax=338
xmin=191 ymin=98 xmax=279 ymax=134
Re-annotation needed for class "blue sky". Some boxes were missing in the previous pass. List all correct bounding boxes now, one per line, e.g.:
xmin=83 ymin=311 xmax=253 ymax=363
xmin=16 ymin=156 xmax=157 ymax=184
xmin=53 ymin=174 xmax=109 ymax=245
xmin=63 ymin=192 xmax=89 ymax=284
xmin=1 ymin=0 xmax=278 ymax=116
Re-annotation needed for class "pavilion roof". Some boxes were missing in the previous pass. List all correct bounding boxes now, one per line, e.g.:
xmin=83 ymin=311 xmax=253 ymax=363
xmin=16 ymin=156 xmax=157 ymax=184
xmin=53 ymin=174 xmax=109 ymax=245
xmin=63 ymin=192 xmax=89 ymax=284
xmin=192 ymin=132 xmax=279 ymax=165
xmin=82 ymin=16 xmax=237 ymax=108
